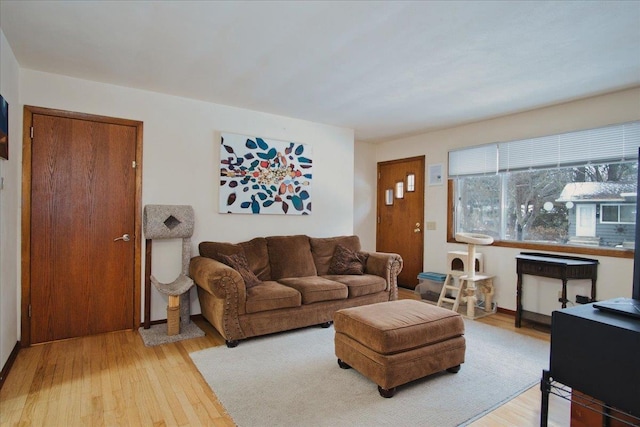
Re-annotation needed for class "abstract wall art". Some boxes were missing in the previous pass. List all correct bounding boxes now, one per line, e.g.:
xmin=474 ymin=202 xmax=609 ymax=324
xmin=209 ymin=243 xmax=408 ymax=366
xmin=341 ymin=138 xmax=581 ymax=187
xmin=219 ymin=132 xmax=312 ymax=215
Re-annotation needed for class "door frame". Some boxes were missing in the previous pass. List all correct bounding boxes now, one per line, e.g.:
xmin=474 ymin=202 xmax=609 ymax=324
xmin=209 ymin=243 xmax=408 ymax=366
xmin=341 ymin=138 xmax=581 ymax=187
xmin=21 ymin=106 xmax=143 ymax=346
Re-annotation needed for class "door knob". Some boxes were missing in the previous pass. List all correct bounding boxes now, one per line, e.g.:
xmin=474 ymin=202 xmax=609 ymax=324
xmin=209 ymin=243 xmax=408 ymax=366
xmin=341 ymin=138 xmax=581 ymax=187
xmin=114 ymin=234 xmax=131 ymax=242
xmin=414 ymin=228 xmax=421 ymax=233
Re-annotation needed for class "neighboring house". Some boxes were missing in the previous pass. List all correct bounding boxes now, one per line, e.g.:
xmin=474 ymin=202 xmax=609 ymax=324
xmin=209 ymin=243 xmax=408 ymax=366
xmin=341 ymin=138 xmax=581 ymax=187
xmin=556 ymin=182 xmax=637 ymax=248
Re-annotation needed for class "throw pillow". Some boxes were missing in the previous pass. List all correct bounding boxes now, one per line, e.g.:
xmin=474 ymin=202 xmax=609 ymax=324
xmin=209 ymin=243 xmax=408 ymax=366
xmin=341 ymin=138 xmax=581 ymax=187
xmin=310 ymin=235 xmax=361 ymax=276
xmin=219 ymin=251 xmax=262 ymax=289
xmin=328 ymin=244 xmax=369 ymax=275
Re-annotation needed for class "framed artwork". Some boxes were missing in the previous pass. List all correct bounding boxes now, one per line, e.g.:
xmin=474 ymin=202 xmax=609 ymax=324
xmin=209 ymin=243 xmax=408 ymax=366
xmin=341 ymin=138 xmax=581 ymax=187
xmin=0 ymin=95 xmax=7 ymax=160
xmin=428 ymin=163 xmax=443 ymax=186
xmin=219 ymin=132 xmax=312 ymax=215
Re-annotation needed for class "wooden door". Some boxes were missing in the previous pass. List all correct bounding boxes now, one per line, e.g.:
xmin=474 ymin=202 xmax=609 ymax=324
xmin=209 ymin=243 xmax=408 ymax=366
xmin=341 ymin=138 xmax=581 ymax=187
xmin=26 ymin=109 xmax=141 ymax=344
xmin=377 ymin=156 xmax=425 ymax=289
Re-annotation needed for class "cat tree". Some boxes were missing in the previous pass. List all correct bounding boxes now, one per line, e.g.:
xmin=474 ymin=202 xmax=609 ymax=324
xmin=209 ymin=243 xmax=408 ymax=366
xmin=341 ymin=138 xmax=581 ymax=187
xmin=143 ymin=204 xmax=195 ymax=335
xmin=438 ymin=232 xmax=495 ymax=318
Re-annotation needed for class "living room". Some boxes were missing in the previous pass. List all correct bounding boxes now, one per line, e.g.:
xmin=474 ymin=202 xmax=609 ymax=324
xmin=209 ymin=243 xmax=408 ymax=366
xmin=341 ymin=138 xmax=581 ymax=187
xmin=1 ymin=1 xmax=639 ymax=426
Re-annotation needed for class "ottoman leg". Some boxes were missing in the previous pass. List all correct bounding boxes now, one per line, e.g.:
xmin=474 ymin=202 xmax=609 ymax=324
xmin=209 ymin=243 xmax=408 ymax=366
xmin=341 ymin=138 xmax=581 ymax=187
xmin=337 ymin=359 xmax=351 ymax=369
xmin=447 ymin=364 xmax=461 ymax=373
xmin=378 ymin=386 xmax=396 ymax=398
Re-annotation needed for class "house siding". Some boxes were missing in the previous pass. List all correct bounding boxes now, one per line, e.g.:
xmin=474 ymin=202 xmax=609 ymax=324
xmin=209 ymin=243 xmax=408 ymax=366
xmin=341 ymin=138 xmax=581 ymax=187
xmin=567 ymin=209 xmax=635 ymax=247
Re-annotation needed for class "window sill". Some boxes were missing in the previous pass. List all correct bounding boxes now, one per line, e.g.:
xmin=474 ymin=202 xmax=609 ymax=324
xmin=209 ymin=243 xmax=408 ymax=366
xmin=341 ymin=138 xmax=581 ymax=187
xmin=446 ymin=238 xmax=634 ymax=259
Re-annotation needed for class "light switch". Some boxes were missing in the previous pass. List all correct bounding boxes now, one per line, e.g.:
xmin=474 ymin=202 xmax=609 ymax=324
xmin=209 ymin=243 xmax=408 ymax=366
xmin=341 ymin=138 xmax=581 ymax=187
xmin=425 ymin=221 xmax=436 ymax=230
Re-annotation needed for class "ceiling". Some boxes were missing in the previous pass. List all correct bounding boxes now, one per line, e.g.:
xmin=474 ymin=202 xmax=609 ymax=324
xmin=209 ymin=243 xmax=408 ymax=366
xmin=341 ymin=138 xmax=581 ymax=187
xmin=1 ymin=1 xmax=639 ymax=143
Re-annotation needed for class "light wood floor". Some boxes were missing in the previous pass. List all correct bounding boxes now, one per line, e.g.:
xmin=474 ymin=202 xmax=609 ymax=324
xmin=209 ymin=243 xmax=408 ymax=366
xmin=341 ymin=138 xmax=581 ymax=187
xmin=0 ymin=289 xmax=569 ymax=426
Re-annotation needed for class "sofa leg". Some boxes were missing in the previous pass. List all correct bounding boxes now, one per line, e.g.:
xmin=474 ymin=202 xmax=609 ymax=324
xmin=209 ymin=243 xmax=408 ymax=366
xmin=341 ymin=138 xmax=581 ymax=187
xmin=226 ymin=340 xmax=239 ymax=348
xmin=378 ymin=386 xmax=396 ymax=398
xmin=337 ymin=359 xmax=351 ymax=369
xmin=319 ymin=321 xmax=332 ymax=328
xmin=446 ymin=364 xmax=461 ymax=373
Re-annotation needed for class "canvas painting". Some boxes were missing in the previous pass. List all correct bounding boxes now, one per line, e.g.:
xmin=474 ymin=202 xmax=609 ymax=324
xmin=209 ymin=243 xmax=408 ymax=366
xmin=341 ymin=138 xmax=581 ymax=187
xmin=220 ymin=133 xmax=312 ymax=215
xmin=0 ymin=95 xmax=7 ymax=160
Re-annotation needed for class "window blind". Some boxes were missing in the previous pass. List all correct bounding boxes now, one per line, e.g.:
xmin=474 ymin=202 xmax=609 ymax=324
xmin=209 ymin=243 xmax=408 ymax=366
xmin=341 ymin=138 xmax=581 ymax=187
xmin=448 ymin=143 xmax=498 ymax=176
xmin=448 ymin=121 xmax=640 ymax=177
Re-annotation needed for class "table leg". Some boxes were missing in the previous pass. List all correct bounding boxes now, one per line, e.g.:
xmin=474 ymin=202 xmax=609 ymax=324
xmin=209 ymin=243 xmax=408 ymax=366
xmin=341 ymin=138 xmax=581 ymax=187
xmin=540 ymin=370 xmax=551 ymax=427
xmin=561 ymin=279 xmax=568 ymax=309
xmin=516 ymin=273 xmax=523 ymax=328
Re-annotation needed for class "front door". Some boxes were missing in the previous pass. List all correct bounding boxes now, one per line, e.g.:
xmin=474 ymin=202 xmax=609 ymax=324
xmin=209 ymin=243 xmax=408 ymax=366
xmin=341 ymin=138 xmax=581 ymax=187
xmin=25 ymin=108 xmax=142 ymax=344
xmin=376 ymin=156 xmax=425 ymax=289
xmin=576 ymin=203 xmax=597 ymax=237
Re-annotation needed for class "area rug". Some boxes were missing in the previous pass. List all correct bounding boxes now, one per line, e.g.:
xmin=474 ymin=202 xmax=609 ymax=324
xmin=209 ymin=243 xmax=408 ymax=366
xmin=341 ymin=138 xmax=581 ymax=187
xmin=138 ymin=322 xmax=204 ymax=347
xmin=190 ymin=319 xmax=549 ymax=426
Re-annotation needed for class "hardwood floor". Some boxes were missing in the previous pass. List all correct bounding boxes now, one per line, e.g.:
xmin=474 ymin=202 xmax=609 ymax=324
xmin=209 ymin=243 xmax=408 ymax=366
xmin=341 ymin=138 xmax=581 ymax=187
xmin=1 ymin=290 xmax=569 ymax=426
xmin=0 ymin=320 xmax=233 ymax=426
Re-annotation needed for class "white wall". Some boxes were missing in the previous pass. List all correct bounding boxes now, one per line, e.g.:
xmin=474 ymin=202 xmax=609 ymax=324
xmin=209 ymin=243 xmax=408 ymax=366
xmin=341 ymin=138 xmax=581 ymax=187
xmin=360 ymin=87 xmax=640 ymax=315
xmin=19 ymin=69 xmax=355 ymax=322
xmin=0 ymin=29 xmax=22 ymax=370
xmin=353 ymin=140 xmax=377 ymax=251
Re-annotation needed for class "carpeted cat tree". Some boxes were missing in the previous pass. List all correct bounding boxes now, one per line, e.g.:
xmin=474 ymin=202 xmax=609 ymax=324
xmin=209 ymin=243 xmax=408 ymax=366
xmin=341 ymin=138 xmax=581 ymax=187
xmin=138 ymin=204 xmax=204 ymax=346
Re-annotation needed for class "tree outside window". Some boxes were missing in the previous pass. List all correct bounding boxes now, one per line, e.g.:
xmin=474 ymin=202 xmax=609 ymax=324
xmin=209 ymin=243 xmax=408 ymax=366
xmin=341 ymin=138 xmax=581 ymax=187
xmin=454 ymin=161 xmax=637 ymax=249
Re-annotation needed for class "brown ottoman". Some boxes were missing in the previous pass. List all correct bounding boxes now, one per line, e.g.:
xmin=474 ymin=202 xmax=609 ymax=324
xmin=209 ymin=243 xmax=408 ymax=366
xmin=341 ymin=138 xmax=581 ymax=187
xmin=334 ymin=299 xmax=465 ymax=397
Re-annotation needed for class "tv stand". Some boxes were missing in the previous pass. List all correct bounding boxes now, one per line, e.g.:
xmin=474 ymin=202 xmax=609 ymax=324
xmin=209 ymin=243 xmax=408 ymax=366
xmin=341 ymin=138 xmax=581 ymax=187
xmin=540 ymin=303 xmax=640 ymax=426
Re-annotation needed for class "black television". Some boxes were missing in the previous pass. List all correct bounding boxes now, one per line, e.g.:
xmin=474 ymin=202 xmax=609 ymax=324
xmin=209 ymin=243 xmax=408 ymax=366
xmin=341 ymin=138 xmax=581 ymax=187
xmin=633 ymin=147 xmax=640 ymax=300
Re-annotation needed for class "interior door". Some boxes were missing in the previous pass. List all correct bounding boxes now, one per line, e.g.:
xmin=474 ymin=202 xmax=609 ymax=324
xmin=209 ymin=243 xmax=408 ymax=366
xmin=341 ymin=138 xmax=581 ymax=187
xmin=376 ymin=156 xmax=425 ymax=289
xmin=28 ymin=111 xmax=139 ymax=343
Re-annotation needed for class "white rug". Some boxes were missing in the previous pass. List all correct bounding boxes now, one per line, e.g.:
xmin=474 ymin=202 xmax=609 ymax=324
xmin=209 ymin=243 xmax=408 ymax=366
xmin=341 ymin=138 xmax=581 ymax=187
xmin=190 ymin=319 xmax=549 ymax=426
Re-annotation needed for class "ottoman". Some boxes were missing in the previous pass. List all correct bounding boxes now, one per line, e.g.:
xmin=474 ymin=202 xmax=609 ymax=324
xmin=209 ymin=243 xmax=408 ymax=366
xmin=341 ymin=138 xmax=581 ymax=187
xmin=334 ymin=299 xmax=465 ymax=397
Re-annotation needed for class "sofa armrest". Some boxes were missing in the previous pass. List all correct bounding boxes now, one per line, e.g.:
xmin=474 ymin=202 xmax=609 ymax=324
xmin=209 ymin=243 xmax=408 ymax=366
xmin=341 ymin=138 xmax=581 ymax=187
xmin=362 ymin=252 xmax=403 ymax=300
xmin=189 ymin=256 xmax=245 ymax=299
xmin=189 ymin=256 xmax=248 ymax=341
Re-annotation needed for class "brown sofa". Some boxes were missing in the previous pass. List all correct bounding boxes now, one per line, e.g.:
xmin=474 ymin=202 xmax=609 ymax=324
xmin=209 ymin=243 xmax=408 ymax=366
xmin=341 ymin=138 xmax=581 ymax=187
xmin=189 ymin=234 xmax=403 ymax=347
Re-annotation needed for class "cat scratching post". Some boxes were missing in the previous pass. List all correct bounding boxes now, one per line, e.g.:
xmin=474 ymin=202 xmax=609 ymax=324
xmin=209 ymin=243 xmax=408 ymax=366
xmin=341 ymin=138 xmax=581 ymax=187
xmin=143 ymin=205 xmax=195 ymax=335
xmin=455 ymin=232 xmax=494 ymax=318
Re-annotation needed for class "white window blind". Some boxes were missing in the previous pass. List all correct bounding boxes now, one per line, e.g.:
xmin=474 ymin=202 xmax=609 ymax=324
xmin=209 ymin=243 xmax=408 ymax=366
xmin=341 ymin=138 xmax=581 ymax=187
xmin=448 ymin=143 xmax=498 ymax=176
xmin=449 ymin=121 xmax=640 ymax=176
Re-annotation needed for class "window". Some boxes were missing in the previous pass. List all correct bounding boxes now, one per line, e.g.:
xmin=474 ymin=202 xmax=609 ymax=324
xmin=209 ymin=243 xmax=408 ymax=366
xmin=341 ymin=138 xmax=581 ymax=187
xmin=601 ymin=204 xmax=636 ymax=224
xmin=449 ymin=121 xmax=640 ymax=255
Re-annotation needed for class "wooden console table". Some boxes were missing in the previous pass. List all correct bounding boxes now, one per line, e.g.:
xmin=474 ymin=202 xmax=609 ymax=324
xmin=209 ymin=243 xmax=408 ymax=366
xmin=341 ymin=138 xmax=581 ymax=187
xmin=515 ymin=252 xmax=598 ymax=328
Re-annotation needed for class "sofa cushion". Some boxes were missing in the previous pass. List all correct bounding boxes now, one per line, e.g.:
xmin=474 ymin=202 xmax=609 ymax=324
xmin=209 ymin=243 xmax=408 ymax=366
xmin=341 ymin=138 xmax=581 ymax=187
xmin=199 ymin=238 xmax=271 ymax=280
xmin=245 ymin=281 xmax=302 ymax=314
xmin=278 ymin=276 xmax=348 ymax=304
xmin=328 ymin=244 xmax=368 ymax=275
xmin=322 ymin=274 xmax=386 ymax=297
xmin=310 ymin=235 xmax=361 ymax=275
xmin=219 ymin=251 xmax=262 ymax=289
xmin=267 ymin=235 xmax=317 ymax=279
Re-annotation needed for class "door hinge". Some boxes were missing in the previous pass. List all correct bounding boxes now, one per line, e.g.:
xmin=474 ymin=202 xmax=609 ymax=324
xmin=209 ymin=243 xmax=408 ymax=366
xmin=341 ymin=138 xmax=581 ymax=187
xmin=378 ymin=172 xmax=381 ymax=180
xmin=30 ymin=127 xmax=34 ymax=139
xmin=28 ymin=304 xmax=32 ymax=318
xmin=132 ymin=161 xmax=137 ymax=169
xmin=377 ymin=216 xmax=381 ymax=224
